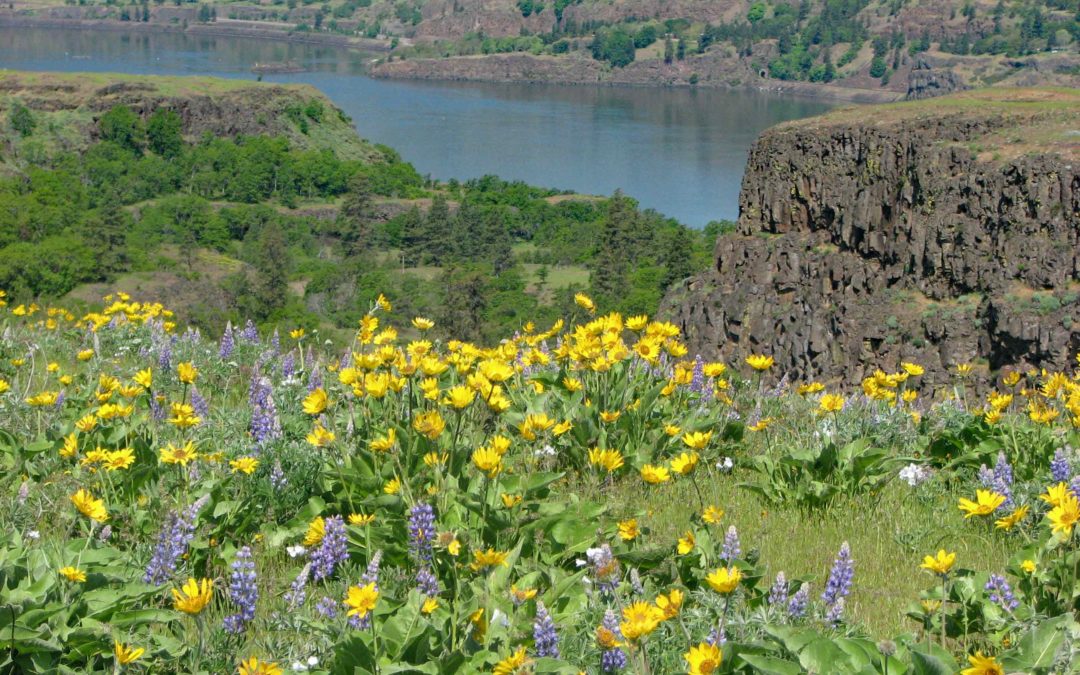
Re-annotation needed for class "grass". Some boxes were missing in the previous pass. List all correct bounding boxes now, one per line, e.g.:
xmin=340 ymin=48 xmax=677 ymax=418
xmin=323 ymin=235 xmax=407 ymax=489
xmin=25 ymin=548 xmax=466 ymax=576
xmin=579 ymin=475 xmax=1012 ymax=638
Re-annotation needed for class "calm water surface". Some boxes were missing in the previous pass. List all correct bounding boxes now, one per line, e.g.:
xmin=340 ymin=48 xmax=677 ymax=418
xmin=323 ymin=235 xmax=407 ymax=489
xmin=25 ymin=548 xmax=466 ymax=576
xmin=0 ymin=27 xmax=836 ymax=225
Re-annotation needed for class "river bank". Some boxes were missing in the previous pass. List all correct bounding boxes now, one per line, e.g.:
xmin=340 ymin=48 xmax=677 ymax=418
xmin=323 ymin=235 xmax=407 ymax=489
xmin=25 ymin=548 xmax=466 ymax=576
xmin=0 ymin=12 xmax=392 ymax=52
xmin=0 ymin=11 xmax=904 ymax=104
xmin=369 ymin=52 xmax=908 ymax=104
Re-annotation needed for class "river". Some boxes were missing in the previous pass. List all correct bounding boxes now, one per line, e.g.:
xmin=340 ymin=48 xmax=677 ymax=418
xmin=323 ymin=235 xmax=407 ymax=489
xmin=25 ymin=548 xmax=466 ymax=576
xmin=0 ymin=26 xmax=836 ymax=226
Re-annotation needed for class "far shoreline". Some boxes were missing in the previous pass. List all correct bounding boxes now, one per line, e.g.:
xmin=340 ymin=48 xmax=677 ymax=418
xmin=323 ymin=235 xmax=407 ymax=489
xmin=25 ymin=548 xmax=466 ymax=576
xmin=0 ymin=15 xmax=901 ymax=105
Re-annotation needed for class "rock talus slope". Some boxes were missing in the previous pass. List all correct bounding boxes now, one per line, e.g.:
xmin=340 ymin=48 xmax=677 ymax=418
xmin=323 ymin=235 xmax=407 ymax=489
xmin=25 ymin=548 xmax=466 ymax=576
xmin=662 ymin=89 xmax=1080 ymax=385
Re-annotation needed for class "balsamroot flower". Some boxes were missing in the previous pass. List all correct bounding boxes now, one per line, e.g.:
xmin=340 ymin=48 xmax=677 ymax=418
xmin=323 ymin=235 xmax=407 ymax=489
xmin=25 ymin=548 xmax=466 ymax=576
xmin=958 ymin=490 xmax=1005 ymax=518
xmin=114 ymin=641 xmax=145 ymax=665
xmin=920 ymin=549 xmax=956 ymax=576
xmin=71 ymin=489 xmax=108 ymax=523
xmin=343 ymin=582 xmax=379 ymax=623
xmin=684 ymin=642 xmax=722 ymax=675
xmin=238 ymin=656 xmax=282 ymax=675
xmin=172 ymin=577 xmax=213 ymax=615
xmin=705 ymin=566 xmax=741 ymax=594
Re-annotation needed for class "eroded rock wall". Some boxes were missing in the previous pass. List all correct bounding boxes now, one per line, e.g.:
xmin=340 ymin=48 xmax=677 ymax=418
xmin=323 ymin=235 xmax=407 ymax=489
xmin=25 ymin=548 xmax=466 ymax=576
xmin=662 ymin=99 xmax=1080 ymax=385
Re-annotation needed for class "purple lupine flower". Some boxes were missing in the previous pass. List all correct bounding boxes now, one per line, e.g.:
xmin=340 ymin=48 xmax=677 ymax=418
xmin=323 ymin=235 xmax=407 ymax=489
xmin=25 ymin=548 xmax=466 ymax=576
xmin=307 ymin=365 xmax=323 ymax=392
xmin=98 ymin=525 xmax=112 ymax=542
xmin=599 ymin=609 xmax=627 ymax=672
xmin=788 ymin=583 xmax=809 ymax=619
xmin=270 ymin=460 xmax=287 ymax=490
xmin=362 ymin=550 xmax=383 ymax=587
xmin=768 ymin=572 xmax=788 ymax=607
xmin=993 ymin=453 xmax=1014 ymax=508
xmin=1071 ymin=475 xmax=1080 ymax=499
xmin=223 ymin=546 xmax=258 ymax=633
xmin=240 ymin=320 xmax=259 ymax=344
xmin=150 ymin=397 xmax=166 ymax=422
xmin=281 ymin=352 xmax=296 ymax=380
xmin=629 ymin=568 xmax=644 ymax=595
xmin=706 ymin=625 xmax=727 ymax=646
xmin=533 ymin=601 xmax=559 ymax=658
xmin=825 ymin=597 xmax=846 ymax=626
xmin=310 ymin=516 xmax=348 ymax=581
xmin=284 ymin=564 xmax=310 ymax=608
xmin=584 ymin=544 xmax=620 ymax=594
xmin=1052 ymin=449 xmax=1071 ymax=483
xmin=316 ymin=595 xmax=338 ymax=619
xmin=249 ymin=376 xmax=281 ymax=449
xmin=17 ymin=481 xmax=28 ymax=505
xmin=54 ymin=391 xmax=65 ymax=408
xmin=688 ymin=356 xmax=709 ymax=397
xmin=190 ymin=387 xmax=209 ymax=423
xmin=415 ymin=565 xmax=440 ymax=597
xmin=408 ymin=503 xmax=436 ymax=563
xmin=158 ymin=340 xmax=172 ymax=372
xmin=219 ymin=322 xmax=235 ymax=359
xmin=986 ymin=574 xmax=1019 ymax=612
xmin=822 ymin=542 xmax=854 ymax=619
xmin=721 ymin=526 xmax=741 ymax=562
xmin=270 ymin=329 xmax=281 ymax=355
xmin=144 ymin=496 xmax=208 ymax=585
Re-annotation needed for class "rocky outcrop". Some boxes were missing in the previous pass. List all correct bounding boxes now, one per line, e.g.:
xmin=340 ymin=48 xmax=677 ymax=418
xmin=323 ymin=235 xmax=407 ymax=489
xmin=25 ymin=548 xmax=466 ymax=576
xmin=906 ymin=56 xmax=965 ymax=100
xmin=0 ymin=72 xmax=377 ymax=161
xmin=661 ymin=89 xmax=1080 ymax=385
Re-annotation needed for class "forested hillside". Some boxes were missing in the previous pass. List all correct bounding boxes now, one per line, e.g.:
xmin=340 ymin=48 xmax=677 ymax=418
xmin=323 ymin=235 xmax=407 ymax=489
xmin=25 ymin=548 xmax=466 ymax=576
xmin=7 ymin=0 xmax=1077 ymax=95
xmin=0 ymin=72 xmax=715 ymax=342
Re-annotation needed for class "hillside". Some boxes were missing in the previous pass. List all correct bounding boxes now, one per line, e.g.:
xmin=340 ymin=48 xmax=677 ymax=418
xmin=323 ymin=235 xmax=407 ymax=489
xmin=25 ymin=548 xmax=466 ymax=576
xmin=0 ymin=71 xmax=377 ymax=169
xmin=662 ymin=87 xmax=1080 ymax=385
xmin=4 ymin=0 xmax=1077 ymax=98
xmin=0 ymin=70 xmax=712 ymax=344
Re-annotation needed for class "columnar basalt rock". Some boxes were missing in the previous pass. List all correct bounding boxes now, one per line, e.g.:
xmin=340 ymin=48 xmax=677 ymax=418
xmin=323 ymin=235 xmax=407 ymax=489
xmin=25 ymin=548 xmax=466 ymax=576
xmin=662 ymin=89 xmax=1080 ymax=386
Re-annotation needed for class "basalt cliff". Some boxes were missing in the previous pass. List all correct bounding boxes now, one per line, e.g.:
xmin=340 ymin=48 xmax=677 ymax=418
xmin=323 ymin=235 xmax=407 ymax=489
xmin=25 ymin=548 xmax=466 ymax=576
xmin=661 ymin=88 xmax=1080 ymax=386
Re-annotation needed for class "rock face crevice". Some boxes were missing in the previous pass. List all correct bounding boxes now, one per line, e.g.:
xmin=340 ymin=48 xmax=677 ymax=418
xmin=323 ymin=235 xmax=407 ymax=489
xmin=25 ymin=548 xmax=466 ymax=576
xmin=662 ymin=90 xmax=1080 ymax=385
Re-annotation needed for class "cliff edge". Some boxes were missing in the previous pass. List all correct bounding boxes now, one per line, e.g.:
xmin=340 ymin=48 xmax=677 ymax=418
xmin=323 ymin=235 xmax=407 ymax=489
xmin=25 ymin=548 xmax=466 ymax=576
xmin=661 ymin=88 xmax=1080 ymax=385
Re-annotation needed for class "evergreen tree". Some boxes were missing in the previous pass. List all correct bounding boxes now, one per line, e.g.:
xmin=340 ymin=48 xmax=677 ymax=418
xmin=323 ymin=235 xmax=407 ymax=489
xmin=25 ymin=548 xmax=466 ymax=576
xmin=335 ymin=173 xmax=374 ymax=257
xmin=439 ymin=266 xmax=488 ymax=342
xmin=425 ymin=195 xmax=452 ymax=264
xmin=86 ymin=193 xmax=131 ymax=277
xmin=590 ymin=191 xmax=642 ymax=305
xmin=253 ymin=221 xmax=289 ymax=318
xmin=664 ymin=36 xmax=674 ymax=64
xmin=399 ymin=206 xmax=427 ymax=266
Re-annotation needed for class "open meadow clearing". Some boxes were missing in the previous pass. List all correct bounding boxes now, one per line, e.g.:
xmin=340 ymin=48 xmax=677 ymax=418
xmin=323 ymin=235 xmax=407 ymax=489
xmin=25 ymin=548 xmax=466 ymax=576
xmin=2 ymin=291 xmax=1079 ymax=673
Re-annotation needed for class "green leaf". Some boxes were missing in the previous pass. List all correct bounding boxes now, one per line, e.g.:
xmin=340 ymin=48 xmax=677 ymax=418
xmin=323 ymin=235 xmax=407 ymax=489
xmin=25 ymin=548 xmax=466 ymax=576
xmin=737 ymin=654 xmax=804 ymax=675
xmin=1001 ymin=613 xmax=1074 ymax=670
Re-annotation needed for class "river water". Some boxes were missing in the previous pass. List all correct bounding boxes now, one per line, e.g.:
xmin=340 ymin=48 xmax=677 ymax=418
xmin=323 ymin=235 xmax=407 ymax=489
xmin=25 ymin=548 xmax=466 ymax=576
xmin=0 ymin=26 xmax=835 ymax=225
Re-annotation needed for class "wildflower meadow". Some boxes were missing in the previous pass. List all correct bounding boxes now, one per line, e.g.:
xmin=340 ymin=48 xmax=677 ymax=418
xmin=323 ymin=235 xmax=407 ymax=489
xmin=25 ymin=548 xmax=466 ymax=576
xmin=3 ymin=289 xmax=1080 ymax=674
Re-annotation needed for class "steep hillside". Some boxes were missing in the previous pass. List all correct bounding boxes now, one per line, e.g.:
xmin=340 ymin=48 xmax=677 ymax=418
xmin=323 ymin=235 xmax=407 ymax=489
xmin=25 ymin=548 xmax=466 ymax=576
xmin=0 ymin=71 xmax=377 ymax=169
xmin=3 ymin=0 xmax=1076 ymax=97
xmin=661 ymin=87 xmax=1080 ymax=385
